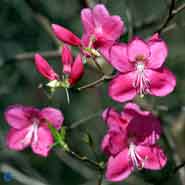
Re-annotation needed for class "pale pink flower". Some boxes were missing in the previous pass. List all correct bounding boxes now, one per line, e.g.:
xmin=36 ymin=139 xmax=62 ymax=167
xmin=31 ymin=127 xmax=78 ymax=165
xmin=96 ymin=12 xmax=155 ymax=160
xmin=5 ymin=105 xmax=64 ymax=157
xmin=34 ymin=44 xmax=84 ymax=86
xmin=52 ymin=4 xmax=124 ymax=59
xmin=109 ymin=34 xmax=176 ymax=102
xmin=101 ymin=103 xmax=167 ymax=182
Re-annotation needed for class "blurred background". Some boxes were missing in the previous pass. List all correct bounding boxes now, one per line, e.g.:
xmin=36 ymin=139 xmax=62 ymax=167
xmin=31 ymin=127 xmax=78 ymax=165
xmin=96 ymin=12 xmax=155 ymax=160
xmin=0 ymin=0 xmax=185 ymax=184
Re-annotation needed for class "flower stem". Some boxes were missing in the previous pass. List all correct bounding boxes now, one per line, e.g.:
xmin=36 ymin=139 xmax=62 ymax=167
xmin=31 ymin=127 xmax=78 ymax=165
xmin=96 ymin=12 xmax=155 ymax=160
xmin=77 ymin=75 xmax=114 ymax=91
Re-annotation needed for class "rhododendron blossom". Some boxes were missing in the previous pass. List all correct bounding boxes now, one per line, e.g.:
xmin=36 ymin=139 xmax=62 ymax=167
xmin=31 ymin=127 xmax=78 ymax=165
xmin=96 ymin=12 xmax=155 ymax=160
xmin=34 ymin=44 xmax=84 ymax=89
xmin=101 ymin=103 xmax=167 ymax=182
xmin=52 ymin=4 xmax=124 ymax=59
xmin=5 ymin=105 xmax=64 ymax=157
xmin=109 ymin=34 xmax=176 ymax=102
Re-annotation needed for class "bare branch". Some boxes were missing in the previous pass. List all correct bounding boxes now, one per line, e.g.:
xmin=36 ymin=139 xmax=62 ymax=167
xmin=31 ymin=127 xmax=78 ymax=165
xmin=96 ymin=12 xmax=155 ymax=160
xmin=157 ymin=1 xmax=185 ymax=34
xmin=77 ymin=75 xmax=114 ymax=91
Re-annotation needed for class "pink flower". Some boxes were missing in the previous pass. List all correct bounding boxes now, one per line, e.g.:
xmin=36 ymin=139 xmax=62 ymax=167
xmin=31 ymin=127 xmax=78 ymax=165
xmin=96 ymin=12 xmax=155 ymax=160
xmin=109 ymin=34 xmax=176 ymax=102
xmin=52 ymin=4 xmax=124 ymax=59
xmin=5 ymin=105 xmax=64 ymax=157
xmin=34 ymin=45 xmax=84 ymax=87
xmin=101 ymin=103 xmax=167 ymax=182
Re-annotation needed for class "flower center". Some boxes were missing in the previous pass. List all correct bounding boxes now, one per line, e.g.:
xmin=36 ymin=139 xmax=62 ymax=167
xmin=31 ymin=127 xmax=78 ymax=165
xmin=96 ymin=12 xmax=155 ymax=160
xmin=133 ymin=60 xmax=150 ymax=97
xmin=21 ymin=119 xmax=39 ymax=146
xmin=128 ymin=142 xmax=145 ymax=169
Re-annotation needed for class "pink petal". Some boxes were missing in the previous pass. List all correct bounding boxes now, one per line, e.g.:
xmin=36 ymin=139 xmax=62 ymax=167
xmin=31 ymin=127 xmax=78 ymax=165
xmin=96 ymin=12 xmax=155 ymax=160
xmin=93 ymin=4 xmax=109 ymax=26
xmin=31 ymin=125 xmax=53 ymax=157
xmin=106 ymin=148 xmax=134 ymax=182
xmin=6 ymin=127 xmax=31 ymax=151
xmin=40 ymin=107 xmax=64 ymax=130
xmin=147 ymin=39 xmax=168 ymax=69
xmin=110 ymin=44 xmax=134 ymax=72
xmin=146 ymin=68 xmax=176 ymax=96
xmin=136 ymin=145 xmax=167 ymax=170
xmin=99 ymin=45 xmax=112 ymax=61
xmin=101 ymin=16 xmax=124 ymax=41
xmin=127 ymin=111 xmax=162 ymax=145
xmin=102 ymin=107 xmax=127 ymax=129
xmin=123 ymin=103 xmax=151 ymax=118
xmin=101 ymin=130 xmax=126 ymax=156
xmin=128 ymin=37 xmax=150 ymax=62
xmin=5 ymin=105 xmax=37 ymax=129
xmin=81 ymin=33 xmax=90 ymax=48
xmin=147 ymin=33 xmax=160 ymax=42
xmin=81 ymin=8 xmax=94 ymax=34
xmin=101 ymin=133 xmax=111 ymax=155
xmin=34 ymin=54 xmax=59 ymax=81
xmin=68 ymin=54 xmax=84 ymax=85
xmin=108 ymin=72 xmax=137 ymax=102
xmin=62 ymin=45 xmax=73 ymax=74
xmin=52 ymin=24 xmax=81 ymax=46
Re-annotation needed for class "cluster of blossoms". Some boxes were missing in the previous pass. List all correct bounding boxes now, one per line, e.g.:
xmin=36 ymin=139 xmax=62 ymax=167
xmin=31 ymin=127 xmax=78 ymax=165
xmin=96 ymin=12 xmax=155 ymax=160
xmin=4 ymin=4 xmax=176 ymax=182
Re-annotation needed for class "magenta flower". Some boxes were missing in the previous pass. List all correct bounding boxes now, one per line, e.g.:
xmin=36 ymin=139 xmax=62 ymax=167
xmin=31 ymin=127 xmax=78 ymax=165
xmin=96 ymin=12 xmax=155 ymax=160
xmin=5 ymin=105 xmax=64 ymax=157
xmin=34 ymin=44 xmax=84 ymax=87
xmin=52 ymin=4 xmax=124 ymax=58
xmin=109 ymin=34 xmax=176 ymax=102
xmin=101 ymin=103 xmax=167 ymax=182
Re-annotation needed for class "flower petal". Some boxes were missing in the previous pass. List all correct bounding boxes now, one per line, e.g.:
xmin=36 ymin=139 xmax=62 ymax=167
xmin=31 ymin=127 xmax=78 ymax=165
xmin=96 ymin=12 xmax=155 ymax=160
xmin=136 ymin=145 xmax=167 ymax=170
xmin=93 ymin=4 xmax=109 ymax=26
xmin=52 ymin=24 xmax=81 ymax=46
xmin=81 ymin=8 xmax=94 ymax=34
xmin=147 ymin=39 xmax=168 ymax=69
xmin=128 ymin=37 xmax=150 ymax=61
xmin=99 ymin=45 xmax=112 ymax=61
xmin=127 ymin=111 xmax=162 ymax=145
xmin=6 ymin=127 xmax=31 ymax=151
xmin=108 ymin=72 xmax=137 ymax=103
xmin=110 ymin=44 xmax=134 ymax=72
xmin=146 ymin=68 xmax=176 ymax=96
xmin=35 ymin=54 xmax=58 ymax=81
xmin=68 ymin=54 xmax=84 ymax=85
xmin=101 ymin=130 xmax=126 ymax=156
xmin=40 ymin=107 xmax=64 ymax=130
xmin=147 ymin=33 xmax=160 ymax=42
xmin=62 ymin=45 xmax=73 ymax=74
xmin=102 ymin=107 xmax=127 ymax=129
xmin=123 ymin=103 xmax=151 ymax=118
xmin=102 ymin=16 xmax=124 ymax=41
xmin=5 ymin=105 xmax=38 ymax=129
xmin=106 ymin=148 xmax=133 ymax=182
xmin=31 ymin=125 xmax=53 ymax=157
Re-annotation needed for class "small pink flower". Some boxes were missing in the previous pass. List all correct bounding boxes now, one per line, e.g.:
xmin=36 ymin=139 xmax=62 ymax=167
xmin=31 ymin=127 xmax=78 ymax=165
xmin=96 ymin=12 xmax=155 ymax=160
xmin=5 ymin=105 xmax=64 ymax=157
xmin=101 ymin=103 xmax=167 ymax=182
xmin=109 ymin=34 xmax=176 ymax=102
xmin=34 ymin=45 xmax=84 ymax=87
xmin=52 ymin=4 xmax=124 ymax=59
xmin=81 ymin=4 xmax=124 ymax=58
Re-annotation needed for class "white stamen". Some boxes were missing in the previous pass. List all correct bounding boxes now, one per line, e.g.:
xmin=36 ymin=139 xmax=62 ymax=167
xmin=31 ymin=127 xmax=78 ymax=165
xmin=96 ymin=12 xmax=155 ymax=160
xmin=128 ymin=143 xmax=145 ymax=169
xmin=133 ymin=62 xmax=150 ymax=97
xmin=21 ymin=119 xmax=39 ymax=146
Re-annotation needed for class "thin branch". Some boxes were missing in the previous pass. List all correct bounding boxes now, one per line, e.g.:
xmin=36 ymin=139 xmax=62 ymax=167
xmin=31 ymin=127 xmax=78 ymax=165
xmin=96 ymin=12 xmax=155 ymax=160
xmin=157 ymin=0 xmax=176 ymax=33
xmin=174 ymin=161 xmax=185 ymax=174
xmin=14 ymin=50 xmax=60 ymax=61
xmin=172 ymin=3 xmax=185 ymax=15
xmin=157 ymin=1 xmax=185 ymax=33
xmin=162 ymin=127 xmax=185 ymax=185
xmin=66 ymin=149 xmax=103 ymax=171
xmin=77 ymin=75 xmax=114 ymax=91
